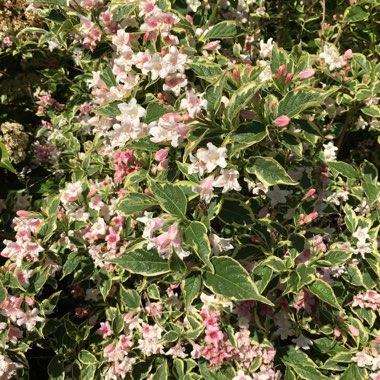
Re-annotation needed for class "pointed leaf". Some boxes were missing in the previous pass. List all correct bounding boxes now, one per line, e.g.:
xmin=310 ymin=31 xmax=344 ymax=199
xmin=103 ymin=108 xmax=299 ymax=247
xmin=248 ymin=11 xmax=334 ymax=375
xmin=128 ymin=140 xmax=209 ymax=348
xmin=185 ymin=222 xmax=213 ymax=270
xmin=203 ymin=256 xmax=273 ymax=305
xmin=247 ymin=157 xmax=298 ymax=187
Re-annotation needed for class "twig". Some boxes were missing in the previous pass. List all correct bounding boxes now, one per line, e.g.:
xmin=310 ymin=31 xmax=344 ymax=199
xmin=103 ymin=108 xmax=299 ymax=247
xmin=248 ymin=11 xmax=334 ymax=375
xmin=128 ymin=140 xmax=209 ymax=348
xmin=321 ymin=0 xmax=326 ymax=49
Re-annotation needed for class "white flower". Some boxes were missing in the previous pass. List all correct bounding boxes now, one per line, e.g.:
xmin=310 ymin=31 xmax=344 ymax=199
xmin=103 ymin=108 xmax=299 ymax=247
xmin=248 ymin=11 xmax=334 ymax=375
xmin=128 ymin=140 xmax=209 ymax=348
xmin=213 ymin=168 xmax=241 ymax=193
xmin=353 ymin=226 xmax=370 ymax=243
xmin=180 ymin=89 xmax=207 ymax=119
xmin=258 ymin=60 xmax=272 ymax=82
xmin=319 ymin=44 xmax=345 ymax=70
xmin=16 ymin=308 xmax=44 ymax=331
xmin=292 ymin=334 xmax=314 ymax=350
xmin=149 ymin=117 xmax=188 ymax=147
xmin=352 ymin=351 xmax=373 ymax=367
xmin=354 ymin=241 xmax=371 ymax=257
xmin=233 ymin=370 xmax=253 ymax=380
xmin=355 ymin=116 xmax=368 ymax=130
xmin=163 ymin=46 xmax=187 ymax=74
xmin=196 ymin=143 xmax=227 ymax=173
xmin=209 ymin=233 xmax=234 ymax=255
xmin=116 ymin=98 xmax=146 ymax=127
xmin=322 ymin=142 xmax=338 ymax=161
xmin=267 ymin=185 xmax=290 ymax=207
xmin=186 ymin=0 xmax=201 ymax=12
xmin=60 ymin=181 xmax=82 ymax=204
xmin=259 ymin=38 xmax=273 ymax=58
xmin=146 ymin=53 xmax=169 ymax=80
xmin=192 ymin=176 xmax=216 ymax=204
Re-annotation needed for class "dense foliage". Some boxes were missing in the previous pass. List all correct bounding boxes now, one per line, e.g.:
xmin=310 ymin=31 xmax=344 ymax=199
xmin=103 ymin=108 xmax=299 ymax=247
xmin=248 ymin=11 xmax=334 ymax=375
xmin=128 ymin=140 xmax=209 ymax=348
xmin=0 ymin=0 xmax=379 ymax=379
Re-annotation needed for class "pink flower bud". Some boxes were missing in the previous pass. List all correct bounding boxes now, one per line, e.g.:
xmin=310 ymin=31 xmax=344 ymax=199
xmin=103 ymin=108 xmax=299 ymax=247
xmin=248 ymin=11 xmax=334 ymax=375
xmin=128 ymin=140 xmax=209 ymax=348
xmin=348 ymin=324 xmax=360 ymax=337
xmin=16 ymin=210 xmax=30 ymax=217
xmin=285 ymin=73 xmax=293 ymax=83
xmin=277 ymin=64 xmax=287 ymax=77
xmin=185 ymin=15 xmax=193 ymax=24
xmin=25 ymin=297 xmax=34 ymax=306
xmin=258 ymin=207 xmax=269 ymax=218
xmin=298 ymin=68 xmax=315 ymax=79
xmin=162 ymin=113 xmax=182 ymax=122
xmin=303 ymin=188 xmax=317 ymax=199
xmin=343 ymin=49 xmax=353 ymax=60
xmin=274 ymin=115 xmax=291 ymax=127
xmin=154 ymin=148 xmax=169 ymax=162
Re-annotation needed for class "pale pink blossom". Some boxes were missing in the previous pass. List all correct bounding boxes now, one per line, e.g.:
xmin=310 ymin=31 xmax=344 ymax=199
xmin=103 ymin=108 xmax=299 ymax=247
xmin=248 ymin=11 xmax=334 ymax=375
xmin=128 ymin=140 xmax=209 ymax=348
xmin=192 ymin=176 xmax=216 ymax=204
xmin=213 ymin=168 xmax=241 ymax=193
xmin=97 ymin=321 xmax=113 ymax=338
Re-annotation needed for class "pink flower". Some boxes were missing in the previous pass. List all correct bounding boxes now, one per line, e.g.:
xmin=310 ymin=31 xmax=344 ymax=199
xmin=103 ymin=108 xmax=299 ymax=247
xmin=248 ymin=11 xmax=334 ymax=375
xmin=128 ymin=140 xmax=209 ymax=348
xmin=154 ymin=148 xmax=169 ymax=162
xmin=97 ymin=321 xmax=113 ymax=338
xmin=298 ymin=68 xmax=315 ymax=79
xmin=192 ymin=176 xmax=216 ymax=204
xmin=273 ymin=115 xmax=291 ymax=127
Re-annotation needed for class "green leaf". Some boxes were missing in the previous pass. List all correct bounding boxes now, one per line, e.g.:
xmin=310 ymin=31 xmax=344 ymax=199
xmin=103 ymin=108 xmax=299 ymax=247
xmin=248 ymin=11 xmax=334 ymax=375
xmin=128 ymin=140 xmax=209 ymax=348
xmin=185 ymin=222 xmax=213 ymax=270
xmin=230 ymin=122 xmax=268 ymax=149
xmin=281 ymin=132 xmax=303 ymax=157
xmin=361 ymin=105 xmax=380 ymax=117
xmin=187 ymin=58 xmax=222 ymax=80
xmin=48 ymin=356 xmax=65 ymax=380
xmin=343 ymin=265 xmax=364 ymax=287
xmin=183 ymin=274 xmax=202 ymax=308
xmin=117 ymin=193 xmax=158 ymax=215
xmin=149 ymin=181 xmax=187 ymax=219
xmin=0 ymin=284 xmax=6 ymax=303
xmin=98 ymin=269 xmax=112 ymax=301
xmin=62 ymin=251 xmax=83 ymax=278
xmin=153 ymin=360 xmax=169 ymax=380
xmin=328 ymin=161 xmax=358 ymax=179
xmin=218 ymin=198 xmax=254 ymax=226
xmin=96 ymin=102 xmax=121 ymax=117
xmin=0 ymin=142 xmax=16 ymax=174
xmin=120 ymin=286 xmax=140 ymax=309
xmin=246 ymin=157 xmax=298 ymax=187
xmin=226 ymin=81 xmax=262 ymax=124
xmin=263 ymin=256 xmax=287 ymax=272
xmin=277 ymin=90 xmax=334 ymax=118
xmin=38 ymin=0 xmax=68 ymax=5
xmin=344 ymin=6 xmax=369 ymax=22
xmin=318 ymin=250 xmax=352 ymax=266
xmin=205 ymin=72 xmax=227 ymax=117
xmin=203 ymin=256 xmax=274 ymax=305
xmin=78 ymin=350 xmax=97 ymax=365
xmin=112 ymin=2 xmax=139 ymax=22
xmin=290 ymin=366 xmax=331 ymax=380
xmin=362 ymin=180 xmax=379 ymax=203
xmin=252 ymin=264 xmax=273 ymax=293
xmin=169 ymin=252 xmax=187 ymax=276
xmin=296 ymin=264 xmax=316 ymax=290
xmin=110 ymin=248 xmax=170 ymax=276
xmin=343 ymin=204 xmax=358 ymax=233
xmin=341 ymin=364 xmax=367 ymax=380
xmin=308 ymin=279 xmax=342 ymax=310
xmin=204 ymin=21 xmax=244 ymax=39
xmin=29 ymin=267 xmax=50 ymax=294
xmin=101 ymin=65 xmax=117 ymax=87
xmin=145 ymin=102 xmax=173 ymax=123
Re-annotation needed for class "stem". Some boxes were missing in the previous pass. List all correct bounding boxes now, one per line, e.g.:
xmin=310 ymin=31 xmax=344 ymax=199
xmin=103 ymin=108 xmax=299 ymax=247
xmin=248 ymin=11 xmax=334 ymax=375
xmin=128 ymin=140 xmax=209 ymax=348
xmin=320 ymin=0 xmax=326 ymax=49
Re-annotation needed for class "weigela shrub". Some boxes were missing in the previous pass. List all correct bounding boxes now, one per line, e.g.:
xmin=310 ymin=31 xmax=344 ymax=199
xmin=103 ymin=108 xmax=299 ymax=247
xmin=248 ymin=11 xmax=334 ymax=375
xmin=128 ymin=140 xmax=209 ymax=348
xmin=0 ymin=0 xmax=380 ymax=379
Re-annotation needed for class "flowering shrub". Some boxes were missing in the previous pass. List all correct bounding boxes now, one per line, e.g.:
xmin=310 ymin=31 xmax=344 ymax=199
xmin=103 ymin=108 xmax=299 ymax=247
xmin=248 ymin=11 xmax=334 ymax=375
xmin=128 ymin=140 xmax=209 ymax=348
xmin=1 ymin=0 xmax=380 ymax=379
